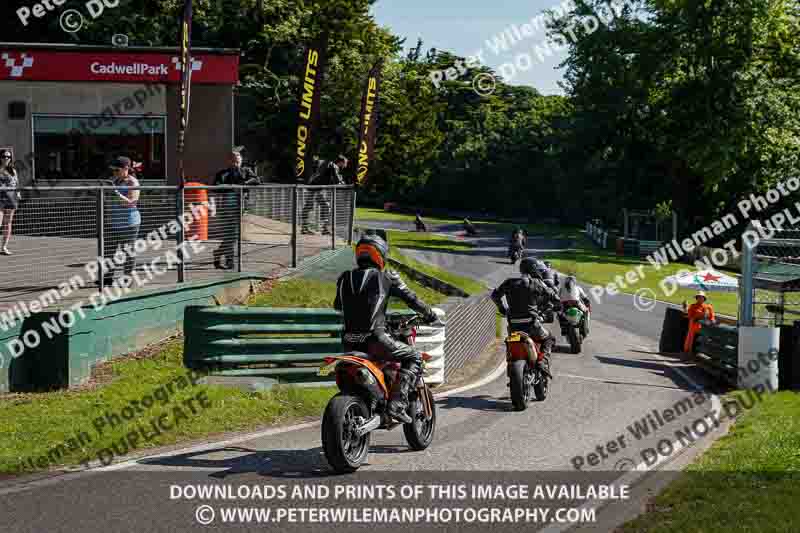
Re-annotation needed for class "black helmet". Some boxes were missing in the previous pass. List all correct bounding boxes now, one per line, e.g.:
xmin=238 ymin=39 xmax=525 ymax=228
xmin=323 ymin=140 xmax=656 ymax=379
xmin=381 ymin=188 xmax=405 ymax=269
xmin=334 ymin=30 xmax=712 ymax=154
xmin=355 ymin=234 xmax=388 ymax=270
xmin=519 ymin=257 xmax=537 ymax=276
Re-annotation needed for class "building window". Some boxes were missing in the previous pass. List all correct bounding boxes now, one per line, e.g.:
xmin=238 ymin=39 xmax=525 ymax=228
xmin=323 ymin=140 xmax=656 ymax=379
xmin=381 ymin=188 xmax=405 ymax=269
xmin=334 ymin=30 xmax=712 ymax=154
xmin=32 ymin=115 xmax=166 ymax=181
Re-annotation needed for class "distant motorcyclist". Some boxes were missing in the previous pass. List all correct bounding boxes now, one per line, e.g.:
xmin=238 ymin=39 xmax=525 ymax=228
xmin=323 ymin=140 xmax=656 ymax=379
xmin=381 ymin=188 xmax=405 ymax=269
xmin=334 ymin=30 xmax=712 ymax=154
xmin=509 ymin=227 xmax=526 ymax=258
xmin=334 ymin=234 xmax=440 ymax=424
xmin=415 ymin=213 xmax=427 ymax=232
xmin=463 ymin=218 xmax=477 ymax=235
xmin=511 ymin=227 xmax=527 ymax=248
xmin=491 ymin=258 xmax=560 ymax=378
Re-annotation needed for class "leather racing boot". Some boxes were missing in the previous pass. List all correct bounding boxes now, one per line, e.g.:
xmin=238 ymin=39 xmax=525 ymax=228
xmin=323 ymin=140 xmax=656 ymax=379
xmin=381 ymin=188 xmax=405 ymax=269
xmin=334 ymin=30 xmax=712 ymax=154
xmin=538 ymin=337 xmax=555 ymax=379
xmin=387 ymin=368 xmax=417 ymax=424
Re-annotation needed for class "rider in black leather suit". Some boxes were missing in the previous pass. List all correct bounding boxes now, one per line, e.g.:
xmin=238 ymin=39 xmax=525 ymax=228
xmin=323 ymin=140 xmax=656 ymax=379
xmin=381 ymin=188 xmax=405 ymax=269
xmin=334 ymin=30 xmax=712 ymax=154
xmin=535 ymin=259 xmax=559 ymax=290
xmin=334 ymin=234 xmax=439 ymax=424
xmin=491 ymin=258 xmax=560 ymax=378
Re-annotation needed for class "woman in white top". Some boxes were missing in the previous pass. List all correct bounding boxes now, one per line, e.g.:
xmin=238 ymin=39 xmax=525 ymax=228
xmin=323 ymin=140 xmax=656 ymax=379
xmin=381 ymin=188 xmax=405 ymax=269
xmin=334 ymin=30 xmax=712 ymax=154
xmin=0 ymin=149 xmax=20 ymax=255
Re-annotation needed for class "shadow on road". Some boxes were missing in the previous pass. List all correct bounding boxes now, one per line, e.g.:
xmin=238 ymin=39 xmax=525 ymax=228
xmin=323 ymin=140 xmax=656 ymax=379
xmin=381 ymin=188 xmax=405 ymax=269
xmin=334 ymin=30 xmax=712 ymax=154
xmin=436 ymin=394 xmax=513 ymax=412
xmin=593 ymin=355 xmax=700 ymax=392
xmin=136 ymin=445 xmax=340 ymax=479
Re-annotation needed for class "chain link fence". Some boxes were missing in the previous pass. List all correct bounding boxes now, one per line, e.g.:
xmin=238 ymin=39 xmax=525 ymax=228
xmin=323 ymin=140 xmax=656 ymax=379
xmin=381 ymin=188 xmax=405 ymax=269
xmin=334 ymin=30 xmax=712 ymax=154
xmin=740 ymin=221 xmax=800 ymax=327
xmin=438 ymin=293 xmax=497 ymax=379
xmin=0 ymin=184 xmax=355 ymax=314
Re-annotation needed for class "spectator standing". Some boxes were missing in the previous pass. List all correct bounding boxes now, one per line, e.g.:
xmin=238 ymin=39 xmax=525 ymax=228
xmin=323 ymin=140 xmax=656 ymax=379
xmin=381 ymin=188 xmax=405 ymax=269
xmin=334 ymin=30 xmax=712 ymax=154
xmin=0 ymin=149 xmax=20 ymax=255
xmin=212 ymin=150 xmax=259 ymax=269
xmin=101 ymin=156 xmax=140 ymax=286
xmin=301 ymin=155 xmax=347 ymax=235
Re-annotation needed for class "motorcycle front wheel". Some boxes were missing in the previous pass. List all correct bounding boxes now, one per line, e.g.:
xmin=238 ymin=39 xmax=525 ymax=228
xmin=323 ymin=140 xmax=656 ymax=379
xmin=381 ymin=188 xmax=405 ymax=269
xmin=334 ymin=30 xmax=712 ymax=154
xmin=509 ymin=360 xmax=530 ymax=411
xmin=322 ymin=394 xmax=371 ymax=474
xmin=403 ymin=386 xmax=436 ymax=450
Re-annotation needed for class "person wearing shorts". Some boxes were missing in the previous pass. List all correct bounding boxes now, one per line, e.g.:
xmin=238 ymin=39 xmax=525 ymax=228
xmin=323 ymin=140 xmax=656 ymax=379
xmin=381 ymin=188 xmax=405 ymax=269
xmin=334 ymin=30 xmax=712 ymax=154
xmin=0 ymin=149 xmax=20 ymax=255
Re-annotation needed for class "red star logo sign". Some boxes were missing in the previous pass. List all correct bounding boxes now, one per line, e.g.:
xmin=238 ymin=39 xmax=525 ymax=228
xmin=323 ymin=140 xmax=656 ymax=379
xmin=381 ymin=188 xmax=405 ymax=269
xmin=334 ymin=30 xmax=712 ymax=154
xmin=702 ymin=273 xmax=721 ymax=282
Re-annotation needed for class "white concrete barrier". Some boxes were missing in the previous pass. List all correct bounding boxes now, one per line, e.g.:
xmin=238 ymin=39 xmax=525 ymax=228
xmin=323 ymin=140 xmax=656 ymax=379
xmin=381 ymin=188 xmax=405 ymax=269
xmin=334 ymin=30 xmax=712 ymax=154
xmin=417 ymin=307 xmax=446 ymax=384
xmin=738 ymin=326 xmax=779 ymax=391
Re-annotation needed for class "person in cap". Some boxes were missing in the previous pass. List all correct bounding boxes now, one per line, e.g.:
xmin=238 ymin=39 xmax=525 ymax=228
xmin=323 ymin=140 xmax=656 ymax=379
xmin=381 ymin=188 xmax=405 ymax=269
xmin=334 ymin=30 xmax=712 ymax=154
xmin=0 ymin=149 xmax=19 ymax=254
xmin=683 ymin=291 xmax=715 ymax=353
xmin=334 ymin=234 xmax=440 ymax=423
xmin=100 ymin=156 xmax=140 ymax=286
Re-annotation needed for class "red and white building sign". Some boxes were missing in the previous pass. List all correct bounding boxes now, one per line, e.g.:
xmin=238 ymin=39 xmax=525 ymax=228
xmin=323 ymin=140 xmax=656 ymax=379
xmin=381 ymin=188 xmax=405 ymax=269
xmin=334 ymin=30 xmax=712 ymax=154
xmin=0 ymin=49 xmax=239 ymax=84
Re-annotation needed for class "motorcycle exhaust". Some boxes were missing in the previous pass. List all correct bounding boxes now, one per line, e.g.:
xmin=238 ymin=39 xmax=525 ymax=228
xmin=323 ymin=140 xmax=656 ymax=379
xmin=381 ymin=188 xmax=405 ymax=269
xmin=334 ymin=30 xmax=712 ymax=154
xmin=353 ymin=415 xmax=382 ymax=437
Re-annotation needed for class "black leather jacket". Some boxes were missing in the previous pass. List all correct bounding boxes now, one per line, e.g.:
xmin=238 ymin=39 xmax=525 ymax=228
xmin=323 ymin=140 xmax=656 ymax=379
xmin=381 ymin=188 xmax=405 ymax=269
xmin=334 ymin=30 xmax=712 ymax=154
xmin=491 ymin=274 xmax=560 ymax=321
xmin=334 ymin=267 xmax=435 ymax=333
xmin=310 ymin=160 xmax=345 ymax=185
xmin=214 ymin=166 xmax=259 ymax=186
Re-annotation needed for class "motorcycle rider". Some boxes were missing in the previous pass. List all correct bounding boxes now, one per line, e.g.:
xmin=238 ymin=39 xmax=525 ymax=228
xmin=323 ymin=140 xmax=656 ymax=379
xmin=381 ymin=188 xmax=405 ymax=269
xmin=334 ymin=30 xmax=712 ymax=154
xmin=559 ymin=275 xmax=590 ymax=313
xmin=509 ymin=227 xmax=526 ymax=258
xmin=463 ymin=218 xmax=477 ymax=235
xmin=415 ymin=213 xmax=427 ymax=232
xmin=334 ymin=234 xmax=440 ymax=424
xmin=535 ymin=260 xmax=559 ymax=290
xmin=491 ymin=257 xmax=560 ymax=380
xmin=512 ymin=227 xmax=527 ymax=247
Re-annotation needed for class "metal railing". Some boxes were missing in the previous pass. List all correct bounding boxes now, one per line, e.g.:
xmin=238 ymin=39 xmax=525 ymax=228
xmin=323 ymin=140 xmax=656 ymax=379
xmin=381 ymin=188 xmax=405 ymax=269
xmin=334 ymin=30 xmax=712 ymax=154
xmin=739 ymin=220 xmax=800 ymax=327
xmin=0 ymin=184 xmax=356 ymax=312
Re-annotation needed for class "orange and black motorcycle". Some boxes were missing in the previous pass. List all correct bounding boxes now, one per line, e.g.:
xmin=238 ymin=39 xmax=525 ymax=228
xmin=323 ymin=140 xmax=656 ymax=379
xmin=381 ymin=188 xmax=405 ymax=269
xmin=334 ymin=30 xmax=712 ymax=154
xmin=318 ymin=313 xmax=439 ymax=473
xmin=504 ymin=330 xmax=549 ymax=411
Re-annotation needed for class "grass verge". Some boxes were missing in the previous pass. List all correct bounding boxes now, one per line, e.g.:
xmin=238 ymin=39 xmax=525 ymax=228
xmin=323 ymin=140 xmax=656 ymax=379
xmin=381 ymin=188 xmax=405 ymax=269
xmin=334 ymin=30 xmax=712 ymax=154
xmin=0 ymin=340 xmax=335 ymax=475
xmin=248 ymin=276 xmax=449 ymax=309
xmin=357 ymin=208 xmax=582 ymax=239
xmin=356 ymin=207 xmax=464 ymax=225
xmin=386 ymin=229 xmax=475 ymax=252
xmin=390 ymin=255 xmax=486 ymax=298
xmin=619 ymin=390 xmax=800 ymax=532
xmin=546 ymin=235 xmax=740 ymax=317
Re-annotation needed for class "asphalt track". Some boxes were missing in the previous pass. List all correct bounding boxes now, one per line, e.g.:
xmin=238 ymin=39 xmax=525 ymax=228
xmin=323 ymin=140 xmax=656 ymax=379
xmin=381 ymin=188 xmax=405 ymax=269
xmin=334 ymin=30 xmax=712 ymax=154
xmin=0 ymin=223 xmax=722 ymax=533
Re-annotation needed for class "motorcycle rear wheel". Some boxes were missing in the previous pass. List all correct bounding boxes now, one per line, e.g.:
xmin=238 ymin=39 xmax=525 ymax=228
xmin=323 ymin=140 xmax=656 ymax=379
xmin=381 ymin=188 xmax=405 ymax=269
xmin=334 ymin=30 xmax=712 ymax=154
xmin=322 ymin=394 xmax=371 ymax=474
xmin=403 ymin=386 xmax=436 ymax=450
xmin=568 ymin=327 xmax=582 ymax=354
xmin=509 ymin=360 xmax=529 ymax=411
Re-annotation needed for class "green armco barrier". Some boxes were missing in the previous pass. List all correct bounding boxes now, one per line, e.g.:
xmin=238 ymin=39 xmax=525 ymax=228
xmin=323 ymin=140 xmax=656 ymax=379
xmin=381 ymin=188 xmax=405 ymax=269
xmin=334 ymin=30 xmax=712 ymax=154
xmin=183 ymin=305 xmax=417 ymax=384
xmin=695 ymin=323 xmax=738 ymax=371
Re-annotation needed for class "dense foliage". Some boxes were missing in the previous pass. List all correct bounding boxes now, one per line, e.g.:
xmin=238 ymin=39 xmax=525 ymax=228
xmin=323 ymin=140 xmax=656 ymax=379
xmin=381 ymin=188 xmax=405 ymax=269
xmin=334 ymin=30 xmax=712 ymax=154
xmin=3 ymin=0 xmax=798 ymax=230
